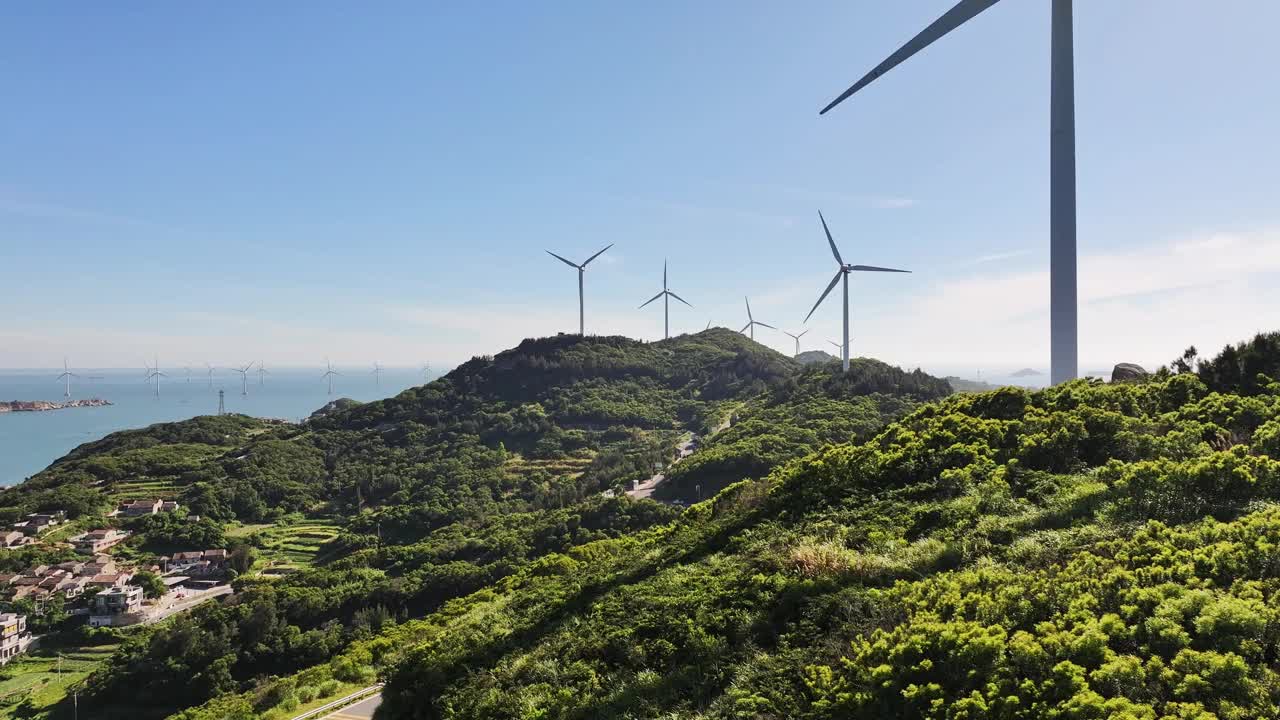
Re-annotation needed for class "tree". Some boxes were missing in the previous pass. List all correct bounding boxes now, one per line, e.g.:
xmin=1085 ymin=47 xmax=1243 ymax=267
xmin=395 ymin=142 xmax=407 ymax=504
xmin=133 ymin=570 xmax=167 ymax=599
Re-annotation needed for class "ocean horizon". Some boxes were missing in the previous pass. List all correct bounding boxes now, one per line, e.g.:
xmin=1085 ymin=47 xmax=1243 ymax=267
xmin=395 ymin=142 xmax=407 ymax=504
xmin=0 ymin=366 xmax=431 ymax=486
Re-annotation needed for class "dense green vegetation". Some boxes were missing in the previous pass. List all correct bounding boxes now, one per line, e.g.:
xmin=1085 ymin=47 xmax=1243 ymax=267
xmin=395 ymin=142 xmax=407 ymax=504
xmin=20 ymin=330 xmax=1280 ymax=720
xmin=8 ymin=330 xmax=935 ymax=719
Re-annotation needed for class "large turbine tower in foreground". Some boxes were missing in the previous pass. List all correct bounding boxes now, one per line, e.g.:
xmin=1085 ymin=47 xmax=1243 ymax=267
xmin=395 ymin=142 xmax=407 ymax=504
xmin=639 ymin=260 xmax=692 ymax=340
xmin=819 ymin=0 xmax=1077 ymax=384
xmin=804 ymin=212 xmax=909 ymax=373
xmin=546 ymin=244 xmax=613 ymax=336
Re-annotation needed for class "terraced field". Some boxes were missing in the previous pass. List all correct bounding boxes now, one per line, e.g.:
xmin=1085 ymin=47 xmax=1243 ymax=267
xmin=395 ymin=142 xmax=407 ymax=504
xmin=0 ymin=644 xmax=119 ymax=719
xmin=251 ymin=520 xmax=342 ymax=576
xmin=108 ymin=478 xmax=182 ymax=504
xmin=502 ymin=453 xmax=592 ymax=480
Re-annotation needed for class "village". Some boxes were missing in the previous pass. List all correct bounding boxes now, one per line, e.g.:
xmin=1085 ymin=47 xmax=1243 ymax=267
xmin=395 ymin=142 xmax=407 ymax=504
xmin=0 ymin=499 xmax=234 ymax=666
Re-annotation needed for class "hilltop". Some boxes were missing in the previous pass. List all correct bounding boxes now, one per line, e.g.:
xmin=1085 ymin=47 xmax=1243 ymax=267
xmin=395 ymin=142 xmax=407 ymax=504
xmin=0 ymin=329 xmax=949 ymax=720
xmin=161 ymin=331 xmax=1280 ymax=720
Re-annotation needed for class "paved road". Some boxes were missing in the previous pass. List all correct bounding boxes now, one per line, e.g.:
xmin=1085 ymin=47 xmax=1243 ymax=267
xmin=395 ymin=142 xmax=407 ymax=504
xmin=627 ymin=435 xmax=697 ymax=500
xmin=319 ymin=693 xmax=381 ymax=719
xmin=144 ymin=585 xmax=232 ymax=624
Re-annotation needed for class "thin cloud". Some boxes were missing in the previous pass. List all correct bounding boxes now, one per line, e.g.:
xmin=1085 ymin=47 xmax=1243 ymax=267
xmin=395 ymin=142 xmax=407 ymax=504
xmin=964 ymin=249 xmax=1033 ymax=266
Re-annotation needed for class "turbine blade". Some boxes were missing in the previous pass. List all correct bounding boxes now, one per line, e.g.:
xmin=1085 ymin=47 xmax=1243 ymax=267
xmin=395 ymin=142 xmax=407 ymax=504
xmin=745 ymin=296 xmax=753 ymax=322
xmin=663 ymin=259 xmax=668 ymax=290
xmin=740 ymin=322 xmax=751 ymax=334
xmin=639 ymin=291 xmax=665 ymax=309
xmin=804 ymin=270 xmax=843 ymax=323
xmin=850 ymin=265 xmax=911 ymax=273
xmin=546 ymin=250 xmax=579 ymax=269
xmin=819 ymin=211 xmax=843 ymax=265
xmin=756 ymin=322 xmax=777 ymax=330
xmin=581 ymin=243 xmax=614 ymax=267
xmin=798 ymin=329 xmax=810 ymax=338
xmin=667 ymin=290 xmax=692 ymax=307
xmin=820 ymin=0 xmax=1003 ymax=115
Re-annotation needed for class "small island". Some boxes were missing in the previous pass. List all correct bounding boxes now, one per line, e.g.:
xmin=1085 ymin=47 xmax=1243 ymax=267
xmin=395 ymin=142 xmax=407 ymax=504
xmin=1010 ymin=367 xmax=1044 ymax=377
xmin=0 ymin=398 xmax=112 ymax=413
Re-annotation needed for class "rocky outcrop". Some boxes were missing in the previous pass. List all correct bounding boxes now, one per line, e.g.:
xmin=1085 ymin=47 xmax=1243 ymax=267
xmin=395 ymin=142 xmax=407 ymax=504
xmin=308 ymin=398 xmax=362 ymax=420
xmin=1111 ymin=363 xmax=1149 ymax=383
xmin=0 ymin=398 xmax=111 ymax=413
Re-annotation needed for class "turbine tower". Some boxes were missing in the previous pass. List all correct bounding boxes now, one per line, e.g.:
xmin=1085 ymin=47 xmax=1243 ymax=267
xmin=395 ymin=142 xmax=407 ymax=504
xmin=231 ymin=362 xmax=253 ymax=396
xmin=783 ymin=330 xmax=810 ymax=358
xmin=321 ymin=359 xmax=340 ymax=395
xmin=421 ymin=362 xmax=431 ymax=382
xmin=184 ymin=365 xmax=192 ymax=383
xmin=371 ymin=362 xmax=383 ymax=388
xmin=638 ymin=260 xmax=692 ymax=340
xmin=827 ymin=339 xmax=843 ymax=353
xmin=739 ymin=297 xmax=775 ymax=341
xmin=205 ymin=363 xmax=216 ymax=390
xmin=257 ymin=361 xmax=269 ymax=386
xmin=144 ymin=356 xmax=167 ymax=398
xmin=818 ymin=0 xmax=1077 ymax=384
xmin=545 ymin=244 xmax=613 ymax=335
xmin=803 ymin=212 xmax=910 ymax=372
xmin=55 ymin=358 xmax=78 ymax=398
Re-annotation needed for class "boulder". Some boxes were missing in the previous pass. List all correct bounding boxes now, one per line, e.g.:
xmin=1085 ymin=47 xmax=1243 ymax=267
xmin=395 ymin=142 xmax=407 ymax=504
xmin=1111 ymin=363 xmax=1149 ymax=383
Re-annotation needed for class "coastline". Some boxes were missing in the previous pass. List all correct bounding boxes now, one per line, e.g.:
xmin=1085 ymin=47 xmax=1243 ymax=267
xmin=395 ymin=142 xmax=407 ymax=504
xmin=0 ymin=398 xmax=112 ymax=413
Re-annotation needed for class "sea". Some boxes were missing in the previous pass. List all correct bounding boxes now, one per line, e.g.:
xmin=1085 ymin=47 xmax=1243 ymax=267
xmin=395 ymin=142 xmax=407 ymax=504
xmin=0 ymin=367 xmax=430 ymax=487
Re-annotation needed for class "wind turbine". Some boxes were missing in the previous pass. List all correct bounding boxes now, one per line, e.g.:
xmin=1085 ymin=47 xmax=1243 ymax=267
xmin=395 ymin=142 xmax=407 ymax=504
xmin=321 ymin=359 xmax=340 ymax=395
xmin=545 ymin=244 xmax=613 ymax=335
xmin=705 ymin=320 xmax=712 ymax=331
xmin=55 ymin=358 xmax=78 ymax=398
xmin=371 ymin=362 xmax=383 ymax=388
xmin=827 ymin=339 xmax=843 ymax=354
xmin=638 ymin=260 xmax=692 ymax=340
xmin=783 ymin=330 xmax=810 ymax=358
xmin=184 ymin=365 xmax=192 ymax=384
xmin=818 ymin=0 xmax=1077 ymax=384
xmin=205 ymin=363 xmax=216 ymax=390
xmin=230 ymin=362 xmax=253 ymax=396
xmin=144 ymin=356 xmax=166 ymax=398
xmin=739 ymin=297 xmax=775 ymax=341
xmin=803 ymin=212 xmax=910 ymax=373
xmin=421 ymin=362 xmax=431 ymax=382
xmin=256 ymin=361 xmax=269 ymax=386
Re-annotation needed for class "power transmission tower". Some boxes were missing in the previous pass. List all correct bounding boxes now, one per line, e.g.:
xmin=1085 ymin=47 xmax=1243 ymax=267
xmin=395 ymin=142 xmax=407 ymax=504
xmin=217 ymin=389 xmax=225 ymax=415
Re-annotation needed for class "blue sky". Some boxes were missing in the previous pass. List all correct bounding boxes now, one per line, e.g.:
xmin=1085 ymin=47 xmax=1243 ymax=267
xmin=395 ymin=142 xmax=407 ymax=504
xmin=4 ymin=1 xmax=1280 ymax=373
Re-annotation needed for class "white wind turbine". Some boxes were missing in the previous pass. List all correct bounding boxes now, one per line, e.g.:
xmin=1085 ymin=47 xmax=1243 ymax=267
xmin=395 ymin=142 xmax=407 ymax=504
xmin=55 ymin=358 xmax=78 ymax=398
xmin=818 ymin=0 xmax=1077 ymax=383
xmin=144 ymin=356 xmax=167 ymax=398
xmin=740 ymin=297 xmax=775 ymax=341
xmin=545 ymin=244 xmax=613 ymax=335
xmin=230 ymin=362 xmax=253 ymax=396
xmin=827 ymin=339 xmax=843 ymax=354
xmin=205 ymin=363 xmax=217 ymax=390
xmin=322 ymin=359 xmax=340 ymax=395
xmin=804 ymin=212 xmax=910 ymax=373
xmin=783 ymin=330 xmax=810 ymax=358
xmin=421 ymin=362 xmax=431 ymax=382
xmin=257 ymin=361 xmax=269 ymax=386
xmin=371 ymin=362 xmax=383 ymax=388
xmin=638 ymin=260 xmax=692 ymax=340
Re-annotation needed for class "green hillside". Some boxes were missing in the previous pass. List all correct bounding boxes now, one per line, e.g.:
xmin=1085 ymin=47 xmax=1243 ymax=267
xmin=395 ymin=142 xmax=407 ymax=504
xmin=0 ymin=330 xmax=938 ymax=720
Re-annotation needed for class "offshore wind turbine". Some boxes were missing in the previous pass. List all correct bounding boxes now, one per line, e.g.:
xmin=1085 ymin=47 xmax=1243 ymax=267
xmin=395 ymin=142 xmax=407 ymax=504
xmin=739 ymin=297 xmax=775 ymax=341
xmin=371 ymin=362 xmax=383 ymax=388
xmin=144 ymin=357 xmax=167 ymax=398
xmin=321 ymin=359 xmax=340 ymax=395
xmin=55 ymin=358 xmax=78 ymax=398
xmin=545 ymin=244 xmax=613 ymax=335
xmin=804 ymin=212 xmax=910 ymax=373
xmin=638 ymin=260 xmax=692 ymax=340
xmin=818 ymin=0 xmax=1077 ymax=384
xmin=231 ymin=362 xmax=253 ymax=396
xmin=783 ymin=330 xmax=810 ymax=358
xmin=205 ymin=363 xmax=216 ymax=390
xmin=257 ymin=361 xmax=269 ymax=386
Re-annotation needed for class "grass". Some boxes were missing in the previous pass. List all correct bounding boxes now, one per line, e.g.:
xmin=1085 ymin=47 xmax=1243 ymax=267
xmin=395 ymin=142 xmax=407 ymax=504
xmin=0 ymin=643 xmax=118 ymax=720
xmin=249 ymin=520 xmax=342 ymax=576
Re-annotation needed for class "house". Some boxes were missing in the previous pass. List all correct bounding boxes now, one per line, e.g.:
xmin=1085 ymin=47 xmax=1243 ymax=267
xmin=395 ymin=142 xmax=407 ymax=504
xmin=89 ymin=586 xmax=144 ymax=626
xmin=24 ymin=512 xmax=64 ymax=533
xmin=0 ymin=614 xmax=32 ymax=665
xmin=88 ymin=573 xmax=132 ymax=588
xmin=203 ymin=549 xmax=228 ymax=568
xmin=1 ymin=531 xmax=25 ymax=548
xmin=0 ymin=574 xmax=18 ymax=587
xmin=160 ymin=501 xmax=180 ymax=513
xmin=71 ymin=529 xmax=128 ymax=554
xmin=171 ymin=551 xmax=203 ymax=564
xmin=55 ymin=561 xmax=86 ymax=575
xmin=53 ymin=576 xmax=88 ymax=599
xmin=119 ymin=499 xmax=162 ymax=517
xmin=81 ymin=559 xmax=117 ymax=576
